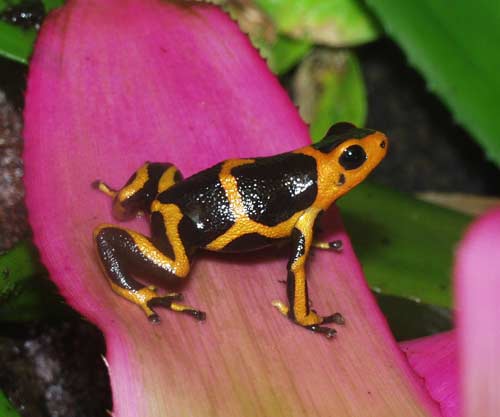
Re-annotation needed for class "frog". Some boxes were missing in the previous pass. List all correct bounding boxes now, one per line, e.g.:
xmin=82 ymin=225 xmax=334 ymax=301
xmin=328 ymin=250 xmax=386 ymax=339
xmin=93 ymin=122 xmax=388 ymax=338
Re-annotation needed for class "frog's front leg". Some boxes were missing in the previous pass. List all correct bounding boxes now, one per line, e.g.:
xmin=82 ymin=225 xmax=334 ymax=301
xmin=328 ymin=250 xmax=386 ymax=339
xmin=272 ymin=208 xmax=344 ymax=338
xmin=94 ymin=204 xmax=205 ymax=323
xmin=93 ymin=162 xmax=182 ymax=221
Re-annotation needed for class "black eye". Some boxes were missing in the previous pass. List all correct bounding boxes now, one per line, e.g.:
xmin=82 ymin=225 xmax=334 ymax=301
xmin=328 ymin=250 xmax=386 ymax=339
xmin=339 ymin=145 xmax=366 ymax=170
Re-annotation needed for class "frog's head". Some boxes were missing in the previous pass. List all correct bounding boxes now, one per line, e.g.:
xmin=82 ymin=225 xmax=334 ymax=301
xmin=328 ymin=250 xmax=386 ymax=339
xmin=313 ymin=122 xmax=388 ymax=201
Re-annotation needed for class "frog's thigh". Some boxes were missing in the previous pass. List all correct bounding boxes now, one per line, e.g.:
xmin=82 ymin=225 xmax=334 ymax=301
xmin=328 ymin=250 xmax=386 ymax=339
xmin=94 ymin=225 xmax=191 ymax=318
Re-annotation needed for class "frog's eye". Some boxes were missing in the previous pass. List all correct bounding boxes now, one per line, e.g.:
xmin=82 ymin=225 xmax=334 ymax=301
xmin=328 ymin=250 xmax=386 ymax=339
xmin=339 ymin=145 xmax=367 ymax=170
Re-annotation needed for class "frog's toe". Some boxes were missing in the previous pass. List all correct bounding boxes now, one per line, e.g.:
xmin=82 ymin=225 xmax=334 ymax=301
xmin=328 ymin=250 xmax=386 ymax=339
xmin=306 ymin=324 xmax=337 ymax=339
xmin=271 ymin=300 xmax=289 ymax=317
xmin=305 ymin=312 xmax=344 ymax=338
xmin=147 ymin=296 xmax=206 ymax=322
xmin=147 ymin=294 xmax=181 ymax=309
xmin=184 ymin=309 xmax=206 ymax=321
xmin=163 ymin=292 xmax=184 ymax=301
xmin=322 ymin=312 xmax=345 ymax=325
xmin=148 ymin=312 xmax=161 ymax=323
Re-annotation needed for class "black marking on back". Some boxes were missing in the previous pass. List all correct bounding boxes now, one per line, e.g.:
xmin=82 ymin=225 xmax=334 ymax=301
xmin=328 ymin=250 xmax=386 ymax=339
xmin=122 ymin=163 xmax=176 ymax=213
xmin=313 ymin=127 xmax=375 ymax=154
xmin=124 ymin=171 xmax=137 ymax=187
xmin=158 ymin=163 xmax=234 ymax=247
xmin=232 ymin=153 xmax=318 ymax=227
xmin=221 ymin=233 xmax=281 ymax=253
xmin=150 ymin=211 xmax=175 ymax=259
xmin=326 ymin=122 xmax=356 ymax=136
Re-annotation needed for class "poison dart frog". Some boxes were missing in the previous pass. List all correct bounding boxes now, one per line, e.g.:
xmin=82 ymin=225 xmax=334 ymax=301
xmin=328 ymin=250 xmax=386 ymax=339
xmin=93 ymin=122 xmax=388 ymax=338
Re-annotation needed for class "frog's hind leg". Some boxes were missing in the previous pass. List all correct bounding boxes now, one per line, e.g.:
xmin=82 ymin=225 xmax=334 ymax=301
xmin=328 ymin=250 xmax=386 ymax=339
xmin=93 ymin=162 xmax=183 ymax=221
xmin=94 ymin=224 xmax=205 ymax=323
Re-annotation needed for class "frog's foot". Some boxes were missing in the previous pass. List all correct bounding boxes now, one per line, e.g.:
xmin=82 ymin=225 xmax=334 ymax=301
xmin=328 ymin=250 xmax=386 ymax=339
xmin=92 ymin=180 xmax=117 ymax=198
xmin=305 ymin=312 xmax=345 ymax=338
xmin=313 ymin=239 xmax=343 ymax=252
xmin=115 ymin=286 xmax=181 ymax=321
xmin=114 ymin=285 xmax=205 ymax=323
xmin=272 ymin=300 xmax=344 ymax=339
xmin=147 ymin=294 xmax=206 ymax=323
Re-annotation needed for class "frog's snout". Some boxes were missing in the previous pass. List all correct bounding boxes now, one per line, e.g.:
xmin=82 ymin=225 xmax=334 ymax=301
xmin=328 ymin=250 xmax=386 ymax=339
xmin=372 ymin=132 xmax=388 ymax=155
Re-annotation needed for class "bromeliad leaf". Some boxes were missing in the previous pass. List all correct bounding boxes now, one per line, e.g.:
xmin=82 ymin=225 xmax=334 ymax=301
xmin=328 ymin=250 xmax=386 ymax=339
xmin=23 ymin=1 xmax=437 ymax=416
xmin=366 ymin=0 xmax=500 ymax=167
xmin=254 ymin=0 xmax=380 ymax=46
xmin=293 ymin=49 xmax=367 ymax=140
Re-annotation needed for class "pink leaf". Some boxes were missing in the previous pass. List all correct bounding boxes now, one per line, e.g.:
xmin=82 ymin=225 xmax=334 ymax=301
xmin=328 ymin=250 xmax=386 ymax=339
xmin=456 ymin=209 xmax=500 ymax=417
xmin=402 ymin=208 xmax=500 ymax=417
xmin=23 ymin=0 xmax=439 ymax=415
xmin=401 ymin=332 xmax=459 ymax=417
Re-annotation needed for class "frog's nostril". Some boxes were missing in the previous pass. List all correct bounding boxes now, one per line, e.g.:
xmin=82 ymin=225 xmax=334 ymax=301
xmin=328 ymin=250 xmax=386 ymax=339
xmin=380 ymin=140 xmax=386 ymax=149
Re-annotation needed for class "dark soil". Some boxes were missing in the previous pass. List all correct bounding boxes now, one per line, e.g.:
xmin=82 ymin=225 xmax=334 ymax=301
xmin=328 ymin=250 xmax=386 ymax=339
xmin=360 ymin=40 xmax=500 ymax=195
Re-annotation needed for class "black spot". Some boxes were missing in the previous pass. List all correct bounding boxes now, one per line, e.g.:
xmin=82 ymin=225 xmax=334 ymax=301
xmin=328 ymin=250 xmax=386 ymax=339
xmin=221 ymin=233 xmax=279 ymax=252
xmin=120 ymin=163 xmax=179 ymax=215
xmin=177 ymin=215 xmax=200 ymax=256
xmin=339 ymin=145 xmax=367 ymax=170
xmin=232 ymin=153 xmax=318 ymax=226
xmin=148 ymin=163 xmax=180 ymax=183
xmin=313 ymin=127 xmax=375 ymax=154
xmin=159 ymin=163 xmax=234 ymax=247
xmin=124 ymin=172 xmax=137 ymax=187
xmin=287 ymin=228 xmax=306 ymax=269
xmin=337 ymin=173 xmax=346 ymax=186
xmin=174 ymin=170 xmax=183 ymax=183
xmin=150 ymin=211 xmax=175 ymax=259
xmin=326 ymin=122 xmax=356 ymax=136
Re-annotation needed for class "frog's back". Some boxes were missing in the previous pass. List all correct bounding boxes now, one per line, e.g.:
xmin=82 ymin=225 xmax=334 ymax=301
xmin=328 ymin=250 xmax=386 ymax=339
xmin=229 ymin=153 xmax=318 ymax=226
xmin=156 ymin=152 xmax=318 ymax=249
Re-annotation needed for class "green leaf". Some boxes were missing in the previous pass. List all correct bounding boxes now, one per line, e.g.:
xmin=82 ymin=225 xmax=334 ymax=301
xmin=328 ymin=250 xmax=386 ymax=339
xmin=293 ymin=49 xmax=367 ymax=140
xmin=0 ymin=0 xmax=64 ymax=64
xmin=0 ymin=21 xmax=36 ymax=64
xmin=0 ymin=240 xmax=42 ymax=296
xmin=42 ymin=0 xmax=64 ymax=12
xmin=339 ymin=182 xmax=471 ymax=308
xmin=0 ymin=240 xmax=65 ymax=321
xmin=366 ymin=0 xmax=500 ymax=166
xmin=376 ymin=293 xmax=452 ymax=341
xmin=254 ymin=35 xmax=311 ymax=75
xmin=221 ymin=1 xmax=312 ymax=75
xmin=0 ymin=390 xmax=21 ymax=417
xmin=254 ymin=0 xmax=380 ymax=46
